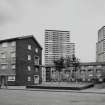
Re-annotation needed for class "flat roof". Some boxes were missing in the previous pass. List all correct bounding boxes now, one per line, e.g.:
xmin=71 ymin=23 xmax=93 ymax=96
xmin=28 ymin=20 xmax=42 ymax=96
xmin=43 ymin=62 xmax=105 ymax=67
xmin=80 ymin=62 xmax=105 ymax=66
xmin=45 ymin=29 xmax=70 ymax=32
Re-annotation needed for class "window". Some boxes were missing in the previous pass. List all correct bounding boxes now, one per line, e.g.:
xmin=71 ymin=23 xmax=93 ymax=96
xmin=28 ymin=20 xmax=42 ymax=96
xmin=11 ymin=52 xmax=16 ymax=58
xmin=11 ymin=57 xmax=16 ymax=64
xmin=1 ymin=53 xmax=6 ymax=58
xmin=2 ymin=42 xmax=8 ymax=47
xmin=34 ymin=56 xmax=39 ymax=65
xmin=11 ymin=64 xmax=16 ymax=69
xmin=28 ymin=55 xmax=31 ymax=60
xmin=11 ymin=41 xmax=16 ymax=47
xmin=8 ymin=76 xmax=15 ymax=81
xmin=0 ymin=60 xmax=8 ymax=64
xmin=35 ymin=67 xmax=39 ymax=72
xmin=28 ymin=66 xmax=31 ymax=71
xmin=99 ymin=78 xmax=103 ymax=82
xmin=27 ymin=76 xmax=31 ymax=81
xmin=1 ymin=64 xmax=7 ymax=69
xmin=89 ymin=74 xmax=93 ymax=77
xmin=35 ymin=48 xmax=38 ymax=53
xmin=28 ymin=45 xmax=31 ymax=50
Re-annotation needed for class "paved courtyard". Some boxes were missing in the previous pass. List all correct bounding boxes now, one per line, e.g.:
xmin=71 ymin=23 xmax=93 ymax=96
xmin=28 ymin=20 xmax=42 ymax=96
xmin=0 ymin=89 xmax=105 ymax=105
xmin=40 ymin=82 xmax=90 ymax=87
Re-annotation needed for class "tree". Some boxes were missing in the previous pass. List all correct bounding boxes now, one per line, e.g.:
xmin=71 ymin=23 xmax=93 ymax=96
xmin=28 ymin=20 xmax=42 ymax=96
xmin=64 ymin=54 xmax=80 ymax=81
xmin=71 ymin=54 xmax=80 ymax=81
xmin=65 ymin=56 xmax=73 ymax=67
xmin=64 ymin=54 xmax=80 ymax=70
xmin=54 ymin=57 xmax=65 ymax=82
xmin=53 ymin=55 xmax=80 ymax=82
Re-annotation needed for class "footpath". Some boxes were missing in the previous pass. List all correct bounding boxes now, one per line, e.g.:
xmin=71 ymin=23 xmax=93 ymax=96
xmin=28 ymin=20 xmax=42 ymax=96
xmin=80 ymin=88 xmax=105 ymax=94
xmin=0 ymin=86 xmax=105 ymax=94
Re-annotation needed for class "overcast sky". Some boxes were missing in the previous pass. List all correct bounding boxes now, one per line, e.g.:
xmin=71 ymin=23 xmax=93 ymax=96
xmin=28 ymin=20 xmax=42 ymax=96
xmin=0 ymin=0 xmax=105 ymax=64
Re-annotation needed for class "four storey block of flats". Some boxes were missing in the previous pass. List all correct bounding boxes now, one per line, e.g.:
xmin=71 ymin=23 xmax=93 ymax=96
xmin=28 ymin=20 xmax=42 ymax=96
xmin=0 ymin=35 xmax=42 ymax=86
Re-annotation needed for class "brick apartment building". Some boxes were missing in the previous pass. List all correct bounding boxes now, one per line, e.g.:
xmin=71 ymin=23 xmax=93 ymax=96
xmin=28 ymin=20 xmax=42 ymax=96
xmin=0 ymin=35 xmax=42 ymax=86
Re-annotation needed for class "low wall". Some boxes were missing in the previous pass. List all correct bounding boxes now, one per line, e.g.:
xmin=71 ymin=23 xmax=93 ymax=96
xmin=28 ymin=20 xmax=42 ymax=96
xmin=26 ymin=83 xmax=94 ymax=90
xmin=94 ymin=83 xmax=105 ymax=89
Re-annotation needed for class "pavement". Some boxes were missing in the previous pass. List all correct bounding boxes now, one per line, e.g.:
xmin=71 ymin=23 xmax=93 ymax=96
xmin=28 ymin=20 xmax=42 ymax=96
xmin=1 ymin=86 xmax=105 ymax=94
xmin=81 ymin=88 xmax=105 ymax=94
xmin=40 ymin=82 xmax=90 ymax=87
xmin=1 ymin=88 xmax=105 ymax=105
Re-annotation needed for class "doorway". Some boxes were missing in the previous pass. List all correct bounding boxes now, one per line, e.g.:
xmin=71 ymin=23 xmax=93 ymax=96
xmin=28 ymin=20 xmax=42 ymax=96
xmin=34 ymin=75 xmax=39 ymax=84
xmin=0 ymin=76 xmax=7 ymax=87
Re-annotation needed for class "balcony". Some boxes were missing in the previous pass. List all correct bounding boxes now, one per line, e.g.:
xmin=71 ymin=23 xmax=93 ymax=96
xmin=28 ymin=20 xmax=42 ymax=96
xmin=10 ymin=58 xmax=16 ymax=64
xmin=0 ymin=58 xmax=8 ymax=64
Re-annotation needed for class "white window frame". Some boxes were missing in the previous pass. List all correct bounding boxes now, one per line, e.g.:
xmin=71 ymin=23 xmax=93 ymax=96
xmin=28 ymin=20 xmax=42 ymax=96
xmin=11 ymin=41 xmax=16 ymax=47
xmin=8 ymin=76 xmax=15 ymax=81
xmin=28 ymin=66 xmax=31 ymax=71
xmin=28 ymin=45 xmax=31 ymax=50
xmin=27 ymin=76 xmax=31 ymax=81
xmin=1 ymin=64 xmax=7 ymax=69
xmin=28 ymin=55 xmax=31 ymax=60
xmin=2 ymin=42 xmax=8 ymax=47
xmin=35 ymin=48 xmax=38 ymax=53
xmin=1 ymin=53 xmax=6 ymax=59
xmin=11 ymin=64 xmax=16 ymax=69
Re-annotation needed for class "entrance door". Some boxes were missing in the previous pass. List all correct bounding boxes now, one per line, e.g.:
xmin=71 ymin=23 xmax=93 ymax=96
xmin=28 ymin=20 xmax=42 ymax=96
xmin=34 ymin=75 xmax=39 ymax=84
xmin=1 ymin=76 xmax=7 ymax=87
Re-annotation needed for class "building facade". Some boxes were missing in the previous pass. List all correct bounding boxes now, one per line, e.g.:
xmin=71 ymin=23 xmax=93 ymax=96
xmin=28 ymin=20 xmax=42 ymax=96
xmin=45 ymin=30 xmax=75 ymax=65
xmin=79 ymin=62 xmax=105 ymax=82
xmin=0 ymin=35 xmax=42 ymax=86
xmin=96 ymin=26 xmax=105 ymax=62
xmin=45 ymin=62 xmax=105 ymax=83
xmin=41 ymin=66 xmax=46 ymax=83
